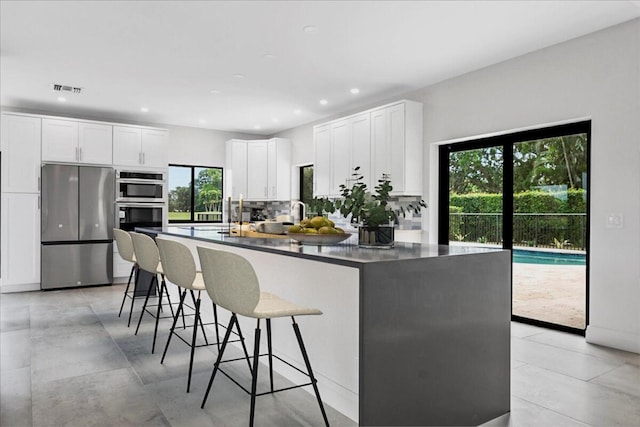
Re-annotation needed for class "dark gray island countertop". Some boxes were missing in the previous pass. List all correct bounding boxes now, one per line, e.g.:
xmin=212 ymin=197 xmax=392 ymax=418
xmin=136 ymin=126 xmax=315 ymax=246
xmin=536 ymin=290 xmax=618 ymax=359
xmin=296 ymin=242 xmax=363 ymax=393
xmin=137 ymin=226 xmax=505 ymax=268
xmin=139 ymin=225 xmax=511 ymax=426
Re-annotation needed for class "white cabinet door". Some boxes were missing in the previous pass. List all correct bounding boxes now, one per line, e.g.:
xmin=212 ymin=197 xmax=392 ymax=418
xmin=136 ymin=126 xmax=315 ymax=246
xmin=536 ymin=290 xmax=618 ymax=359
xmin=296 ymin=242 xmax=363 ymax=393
xmin=1 ymin=193 xmax=40 ymax=288
xmin=247 ymin=141 xmax=268 ymax=200
xmin=78 ymin=122 xmax=113 ymax=165
xmin=141 ymin=129 xmax=168 ymax=169
xmin=228 ymin=140 xmax=247 ymax=199
xmin=42 ymin=118 xmax=79 ymax=163
xmin=371 ymin=108 xmax=389 ymax=186
xmin=267 ymin=138 xmax=291 ymax=200
xmin=113 ymin=126 xmax=143 ymax=167
xmin=388 ymin=103 xmax=406 ymax=193
xmin=350 ymin=113 xmax=371 ymax=190
xmin=313 ymin=125 xmax=332 ymax=197
xmin=330 ymin=120 xmax=351 ymax=196
xmin=1 ymin=114 xmax=41 ymax=193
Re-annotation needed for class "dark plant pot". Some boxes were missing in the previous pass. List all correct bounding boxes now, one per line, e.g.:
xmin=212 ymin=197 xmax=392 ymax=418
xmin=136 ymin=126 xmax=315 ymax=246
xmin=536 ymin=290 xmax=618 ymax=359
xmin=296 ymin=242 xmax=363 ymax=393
xmin=358 ymin=225 xmax=395 ymax=249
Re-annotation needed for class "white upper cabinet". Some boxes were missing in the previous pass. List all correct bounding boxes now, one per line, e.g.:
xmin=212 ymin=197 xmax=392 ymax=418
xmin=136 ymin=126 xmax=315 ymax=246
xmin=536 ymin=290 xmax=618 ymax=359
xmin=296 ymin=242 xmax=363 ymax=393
xmin=267 ymin=138 xmax=291 ymax=200
xmin=247 ymin=141 xmax=268 ymax=200
xmin=226 ymin=139 xmax=248 ymax=199
xmin=313 ymin=125 xmax=332 ymax=197
xmin=141 ymin=129 xmax=169 ymax=169
xmin=78 ymin=122 xmax=113 ymax=164
xmin=226 ymin=138 xmax=291 ymax=201
xmin=42 ymin=119 xmax=112 ymax=165
xmin=314 ymin=100 xmax=423 ymax=198
xmin=370 ymin=101 xmax=423 ymax=195
xmin=330 ymin=120 xmax=351 ymax=196
xmin=350 ymin=113 xmax=372 ymax=190
xmin=1 ymin=114 xmax=41 ymax=193
xmin=113 ymin=126 xmax=168 ymax=169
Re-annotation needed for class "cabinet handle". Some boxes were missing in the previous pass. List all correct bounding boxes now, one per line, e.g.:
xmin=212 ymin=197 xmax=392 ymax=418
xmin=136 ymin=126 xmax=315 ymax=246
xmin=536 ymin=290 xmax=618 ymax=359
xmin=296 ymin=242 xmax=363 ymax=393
xmin=142 ymin=152 xmax=145 ymax=164
xmin=38 ymin=177 xmax=41 ymax=191
xmin=79 ymin=147 xmax=82 ymax=161
xmin=138 ymin=152 xmax=142 ymax=164
xmin=75 ymin=147 xmax=79 ymax=161
xmin=264 ymin=187 xmax=267 ymax=197
xmin=38 ymin=196 xmax=41 ymax=210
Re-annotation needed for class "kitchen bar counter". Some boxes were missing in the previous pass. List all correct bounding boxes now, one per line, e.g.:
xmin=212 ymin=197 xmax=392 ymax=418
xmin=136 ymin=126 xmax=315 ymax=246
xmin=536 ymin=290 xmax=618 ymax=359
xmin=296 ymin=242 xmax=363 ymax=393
xmin=140 ymin=226 xmax=511 ymax=426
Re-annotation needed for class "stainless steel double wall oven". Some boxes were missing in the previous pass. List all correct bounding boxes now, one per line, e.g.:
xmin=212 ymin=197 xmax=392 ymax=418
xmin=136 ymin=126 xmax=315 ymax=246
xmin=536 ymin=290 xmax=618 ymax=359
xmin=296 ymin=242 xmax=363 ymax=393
xmin=115 ymin=170 xmax=165 ymax=232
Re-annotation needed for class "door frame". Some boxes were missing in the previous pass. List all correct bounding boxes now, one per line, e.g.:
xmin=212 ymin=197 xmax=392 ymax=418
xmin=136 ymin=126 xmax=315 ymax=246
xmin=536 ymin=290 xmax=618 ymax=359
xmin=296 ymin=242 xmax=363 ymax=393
xmin=438 ymin=121 xmax=591 ymax=335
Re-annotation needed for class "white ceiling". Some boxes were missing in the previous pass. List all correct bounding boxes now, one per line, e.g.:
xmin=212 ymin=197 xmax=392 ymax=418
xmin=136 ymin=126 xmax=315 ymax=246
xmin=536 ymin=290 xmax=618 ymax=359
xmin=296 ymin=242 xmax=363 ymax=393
xmin=1 ymin=1 xmax=639 ymax=135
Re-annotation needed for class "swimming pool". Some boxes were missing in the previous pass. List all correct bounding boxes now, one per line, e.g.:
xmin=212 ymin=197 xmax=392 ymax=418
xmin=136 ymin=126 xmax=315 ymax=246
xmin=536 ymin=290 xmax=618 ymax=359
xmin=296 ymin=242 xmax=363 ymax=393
xmin=513 ymin=249 xmax=586 ymax=266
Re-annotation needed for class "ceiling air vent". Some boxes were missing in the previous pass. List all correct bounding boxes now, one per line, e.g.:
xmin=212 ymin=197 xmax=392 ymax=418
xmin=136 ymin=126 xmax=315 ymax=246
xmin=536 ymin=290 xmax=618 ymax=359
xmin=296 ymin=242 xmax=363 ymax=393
xmin=52 ymin=84 xmax=83 ymax=94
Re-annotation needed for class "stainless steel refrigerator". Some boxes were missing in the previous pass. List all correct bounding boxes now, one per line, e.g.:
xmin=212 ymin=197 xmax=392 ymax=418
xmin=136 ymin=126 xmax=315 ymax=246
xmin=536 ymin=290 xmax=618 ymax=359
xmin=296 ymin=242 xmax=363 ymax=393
xmin=41 ymin=164 xmax=114 ymax=289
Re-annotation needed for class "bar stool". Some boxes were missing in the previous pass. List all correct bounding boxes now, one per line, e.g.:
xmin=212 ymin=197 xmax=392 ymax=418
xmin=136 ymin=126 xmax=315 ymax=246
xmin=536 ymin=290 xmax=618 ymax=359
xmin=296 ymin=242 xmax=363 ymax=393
xmin=130 ymin=231 xmax=176 ymax=354
xmin=197 ymin=246 xmax=329 ymax=427
xmin=113 ymin=228 xmax=139 ymax=327
xmin=157 ymin=237 xmax=250 ymax=393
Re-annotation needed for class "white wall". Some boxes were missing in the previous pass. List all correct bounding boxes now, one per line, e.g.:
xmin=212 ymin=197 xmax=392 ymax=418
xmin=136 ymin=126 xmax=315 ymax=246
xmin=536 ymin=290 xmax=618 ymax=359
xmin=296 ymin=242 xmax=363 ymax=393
xmin=165 ymin=124 xmax=257 ymax=167
xmin=276 ymin=19 xmax=640 ymax=353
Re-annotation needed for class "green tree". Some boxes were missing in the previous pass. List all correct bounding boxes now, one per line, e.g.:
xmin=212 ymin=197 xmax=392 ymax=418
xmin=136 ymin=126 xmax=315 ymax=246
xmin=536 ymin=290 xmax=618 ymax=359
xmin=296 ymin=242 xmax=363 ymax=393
xmin=449 ymin=147 xmax=503 ymax=194
xmin=194 ymin=168 xmax=222 ymax=211
xmin=169 ymin=186 xmax=191 ymax=212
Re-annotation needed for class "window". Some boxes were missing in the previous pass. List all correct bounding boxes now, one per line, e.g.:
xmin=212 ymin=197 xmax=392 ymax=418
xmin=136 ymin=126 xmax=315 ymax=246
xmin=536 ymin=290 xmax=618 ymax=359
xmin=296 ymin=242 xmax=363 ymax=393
xmin=168 ymin=164 xmax=223 ymax=223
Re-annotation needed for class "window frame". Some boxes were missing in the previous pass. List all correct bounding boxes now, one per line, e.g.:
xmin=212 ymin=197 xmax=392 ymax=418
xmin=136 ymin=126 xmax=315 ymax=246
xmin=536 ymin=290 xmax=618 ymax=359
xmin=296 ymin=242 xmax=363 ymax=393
xmin=168 ymin=163 xmax=224 ymax=224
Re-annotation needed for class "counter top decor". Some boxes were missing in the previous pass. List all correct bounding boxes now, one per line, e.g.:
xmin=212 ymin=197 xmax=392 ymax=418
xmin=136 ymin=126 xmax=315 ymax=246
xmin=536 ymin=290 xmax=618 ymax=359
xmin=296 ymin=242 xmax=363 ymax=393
xmin=334 ymin=167 xmax=427 ymax=248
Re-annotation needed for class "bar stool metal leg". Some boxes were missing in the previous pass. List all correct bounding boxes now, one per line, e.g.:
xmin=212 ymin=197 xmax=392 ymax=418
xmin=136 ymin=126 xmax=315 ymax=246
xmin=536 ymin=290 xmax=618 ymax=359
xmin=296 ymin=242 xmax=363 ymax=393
xmin=135 ymin=274 xmax=156 ymax=335
xmin=161 ymin=288 xmax=187 ymax=364
xmin=249 ymin=319 xmax=262 ymax=427
xmin=266 ymin=318 xmax=274 ymax=392
xmin=293 ymin=317 xmax=330 ymax=427
xmin=119 ymin=264 xmax=136 ymax=317
xmin=127 ymin=267 xmax=140 ymax=327
xmin=201 ymin=314 xmax=238 ymax=408
xmin=187 ymin=289 xmax=201 ymax=393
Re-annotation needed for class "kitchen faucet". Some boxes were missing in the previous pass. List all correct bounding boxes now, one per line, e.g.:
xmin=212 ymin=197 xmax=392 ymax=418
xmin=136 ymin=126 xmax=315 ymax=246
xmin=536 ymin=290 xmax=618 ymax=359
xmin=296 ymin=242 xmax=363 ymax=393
xmin=290 ymin=201 xmax=306 ymax=222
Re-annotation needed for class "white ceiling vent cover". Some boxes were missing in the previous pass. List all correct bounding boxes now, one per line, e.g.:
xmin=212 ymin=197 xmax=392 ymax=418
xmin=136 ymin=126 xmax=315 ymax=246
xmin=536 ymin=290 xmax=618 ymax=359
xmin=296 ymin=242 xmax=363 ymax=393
xmin=52 ymin=84 xmax=82 ymax=94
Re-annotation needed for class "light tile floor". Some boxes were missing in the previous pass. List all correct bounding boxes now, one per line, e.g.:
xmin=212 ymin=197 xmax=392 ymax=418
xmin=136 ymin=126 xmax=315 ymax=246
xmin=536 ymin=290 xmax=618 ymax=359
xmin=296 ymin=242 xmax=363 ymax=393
xmin=1 ymin=284 xmax=639 ymax=426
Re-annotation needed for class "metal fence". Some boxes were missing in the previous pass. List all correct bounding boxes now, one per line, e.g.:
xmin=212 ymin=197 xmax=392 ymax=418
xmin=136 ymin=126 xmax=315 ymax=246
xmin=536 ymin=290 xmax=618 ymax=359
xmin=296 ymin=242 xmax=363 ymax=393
xmin=449 ymin=213 xmax=587 ymax=250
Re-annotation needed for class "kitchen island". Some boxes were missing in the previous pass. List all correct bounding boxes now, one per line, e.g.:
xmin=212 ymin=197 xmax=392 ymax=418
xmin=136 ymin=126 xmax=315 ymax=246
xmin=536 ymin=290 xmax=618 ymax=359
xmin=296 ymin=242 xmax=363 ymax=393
xmin=140 ymin=226 xmax=511 ymax=426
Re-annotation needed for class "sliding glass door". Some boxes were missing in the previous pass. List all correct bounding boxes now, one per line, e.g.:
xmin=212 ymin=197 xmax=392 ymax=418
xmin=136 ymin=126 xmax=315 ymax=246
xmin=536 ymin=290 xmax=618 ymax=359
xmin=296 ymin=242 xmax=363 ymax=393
xmin=439 ymin=122 xmax=590 ymax=333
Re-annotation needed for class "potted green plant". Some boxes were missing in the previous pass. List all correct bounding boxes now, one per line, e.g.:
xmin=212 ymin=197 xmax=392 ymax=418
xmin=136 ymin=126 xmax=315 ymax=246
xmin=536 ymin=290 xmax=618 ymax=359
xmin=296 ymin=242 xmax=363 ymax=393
xmin=334 ymin=167 xmax=427 ymax=248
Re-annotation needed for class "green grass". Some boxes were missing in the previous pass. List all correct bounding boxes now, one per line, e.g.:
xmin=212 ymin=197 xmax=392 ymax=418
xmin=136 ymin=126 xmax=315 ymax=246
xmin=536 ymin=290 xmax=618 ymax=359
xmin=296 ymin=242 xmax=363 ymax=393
xmin=168 ymin=212 xmax=191 ymax=220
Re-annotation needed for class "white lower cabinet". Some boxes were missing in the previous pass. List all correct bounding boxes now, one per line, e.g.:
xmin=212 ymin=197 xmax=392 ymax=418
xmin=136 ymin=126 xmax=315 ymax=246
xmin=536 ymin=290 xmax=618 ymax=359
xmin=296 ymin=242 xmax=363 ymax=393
xmin=1 ymin=193 xmax=40 ymax=290
xmin=113 ymin=247 xmax=134 ymax=281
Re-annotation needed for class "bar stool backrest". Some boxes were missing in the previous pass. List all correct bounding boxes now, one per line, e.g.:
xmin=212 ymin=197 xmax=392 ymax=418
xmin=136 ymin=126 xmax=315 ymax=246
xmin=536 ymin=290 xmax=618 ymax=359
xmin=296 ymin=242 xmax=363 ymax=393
xmin=197 ymin=246 xmax=260 ymax=317
xmin=130 ymin=232 xmax=160 ymax=274
xmin=113 ymin=228 xmax=135 ymax=263
xmin=156 ymin=238 xmax=197 ymax=290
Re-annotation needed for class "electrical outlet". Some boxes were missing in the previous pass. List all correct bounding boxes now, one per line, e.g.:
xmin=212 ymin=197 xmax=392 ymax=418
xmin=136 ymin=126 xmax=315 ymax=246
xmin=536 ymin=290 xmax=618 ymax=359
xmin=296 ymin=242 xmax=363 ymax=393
xmin=606 ymin=213 xmax=623 ymax=228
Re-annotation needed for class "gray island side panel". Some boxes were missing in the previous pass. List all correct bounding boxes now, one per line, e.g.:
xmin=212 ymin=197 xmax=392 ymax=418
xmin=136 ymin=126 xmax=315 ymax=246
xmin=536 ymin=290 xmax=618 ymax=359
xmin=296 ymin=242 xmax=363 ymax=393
xmin=359 ymin=251 xmax=511 ymax=426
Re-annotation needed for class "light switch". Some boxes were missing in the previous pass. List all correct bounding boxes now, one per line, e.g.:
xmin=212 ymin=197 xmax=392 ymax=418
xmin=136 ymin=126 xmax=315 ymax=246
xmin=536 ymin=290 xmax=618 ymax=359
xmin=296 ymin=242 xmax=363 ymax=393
xmin=606 ymin=213 xmax=623 ymax=228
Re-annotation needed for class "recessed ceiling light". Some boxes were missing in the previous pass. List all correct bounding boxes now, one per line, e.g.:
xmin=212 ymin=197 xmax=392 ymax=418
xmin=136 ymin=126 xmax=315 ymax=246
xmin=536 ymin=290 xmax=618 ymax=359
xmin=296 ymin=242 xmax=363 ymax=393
xmin=350 ymin=88 xmax=360 ymax=94
xmin=140 ymin=107 xmax=149 ymax=113
xmin=319 ymin=99 xmax=328 ymax=105
xmin=210 ymin=89 xmax=221 ymax=94
xmin=293 ymin=109 xmax=302 ymax=115
xmin=272 ymin=118 xmax=279 ymax=123
xmin=254 ymin=125 xmax=261 ymax=130
xmin=263 ymin=53 xmax=276 ymax=59
xmin=233 ymin=73 xmax=246 ymax=79
xmin=57 ymin=97 xmax=66 ymax=102
xmin=303 ymin=25 xmax=318 ymax=33
xmin=199 ymin=119 xmax=206 ymax=124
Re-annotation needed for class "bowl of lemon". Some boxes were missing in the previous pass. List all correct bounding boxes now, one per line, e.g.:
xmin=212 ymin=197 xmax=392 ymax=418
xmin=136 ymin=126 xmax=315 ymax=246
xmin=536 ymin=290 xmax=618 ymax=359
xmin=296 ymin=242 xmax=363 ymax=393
xmin=287 ymin=216 xmax=351 ymax=245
